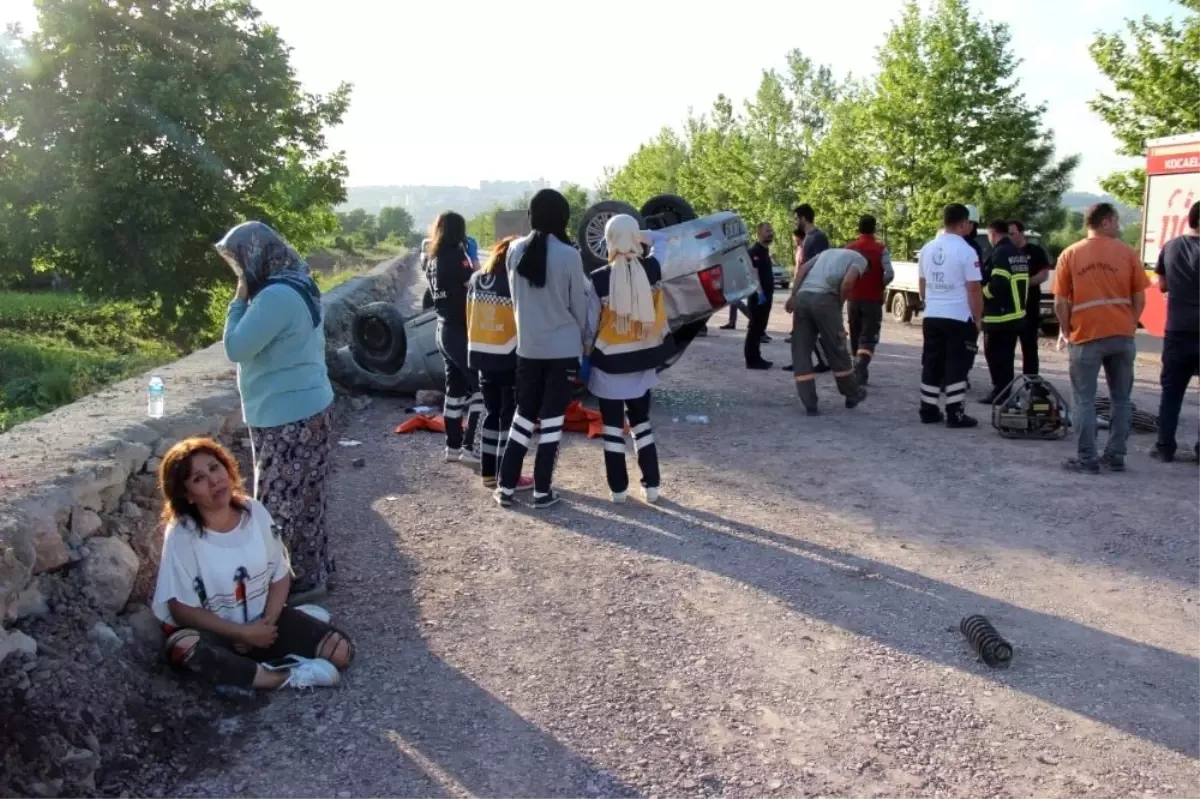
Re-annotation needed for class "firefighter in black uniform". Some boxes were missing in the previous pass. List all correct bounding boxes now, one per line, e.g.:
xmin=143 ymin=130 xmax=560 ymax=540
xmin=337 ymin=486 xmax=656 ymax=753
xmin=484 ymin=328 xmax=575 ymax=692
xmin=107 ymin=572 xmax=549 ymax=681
xmin=979 ymin=218 xmax=1031 ymax=404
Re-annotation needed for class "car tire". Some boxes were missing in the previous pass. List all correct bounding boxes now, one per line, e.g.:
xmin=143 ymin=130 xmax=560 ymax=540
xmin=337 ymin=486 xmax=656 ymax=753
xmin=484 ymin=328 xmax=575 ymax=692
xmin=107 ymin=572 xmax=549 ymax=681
xmin=890 ymin=291 xmax=913 ymax=323
xmin=577 ymin=201 xmax=643 ymax=271
xmin=640 ymin=194 xmax=697 ymax=230
xmin=351 ymin=302 xmax=408 ymax=374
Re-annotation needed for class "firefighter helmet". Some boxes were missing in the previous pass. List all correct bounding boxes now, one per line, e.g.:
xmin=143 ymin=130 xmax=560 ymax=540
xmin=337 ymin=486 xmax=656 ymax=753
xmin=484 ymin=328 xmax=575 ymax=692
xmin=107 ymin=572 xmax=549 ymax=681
xmin=991 ymin=375 xmax=1071 ymax=440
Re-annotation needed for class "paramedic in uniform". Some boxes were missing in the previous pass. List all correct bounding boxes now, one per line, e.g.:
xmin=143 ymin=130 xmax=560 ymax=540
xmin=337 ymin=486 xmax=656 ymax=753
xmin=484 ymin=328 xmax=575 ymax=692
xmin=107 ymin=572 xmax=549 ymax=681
xmin=979 ymin=219 xmax=1031 ymax=404
xmin=918 ymin=204 xmax=984 ymax=428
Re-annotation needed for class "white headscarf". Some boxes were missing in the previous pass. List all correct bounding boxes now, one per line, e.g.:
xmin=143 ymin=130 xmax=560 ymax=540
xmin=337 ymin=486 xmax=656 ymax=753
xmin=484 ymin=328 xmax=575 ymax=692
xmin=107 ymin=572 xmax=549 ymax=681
xmin=604 ymin=214 xmax=657 ymax=337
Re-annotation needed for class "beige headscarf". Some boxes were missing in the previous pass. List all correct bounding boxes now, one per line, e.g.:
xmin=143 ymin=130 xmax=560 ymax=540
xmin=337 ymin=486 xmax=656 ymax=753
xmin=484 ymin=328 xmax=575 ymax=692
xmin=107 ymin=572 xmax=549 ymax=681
xmin=604 ymin=214 xmax=657 ymax=338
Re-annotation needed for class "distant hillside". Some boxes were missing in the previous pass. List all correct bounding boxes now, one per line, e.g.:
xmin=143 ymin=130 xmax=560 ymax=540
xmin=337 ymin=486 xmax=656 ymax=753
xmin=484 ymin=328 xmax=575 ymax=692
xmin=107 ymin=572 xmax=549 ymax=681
xmin=341 ymin=181 xmax=556 ymax=229
xmin=1061 ymin=192 xmax=1140 ymax=222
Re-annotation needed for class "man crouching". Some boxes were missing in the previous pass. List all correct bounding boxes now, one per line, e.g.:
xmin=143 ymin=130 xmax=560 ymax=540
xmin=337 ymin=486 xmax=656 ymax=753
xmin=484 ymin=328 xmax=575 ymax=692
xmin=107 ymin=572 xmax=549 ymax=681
xmin=784 ymin=248 xmax=869 ymax=414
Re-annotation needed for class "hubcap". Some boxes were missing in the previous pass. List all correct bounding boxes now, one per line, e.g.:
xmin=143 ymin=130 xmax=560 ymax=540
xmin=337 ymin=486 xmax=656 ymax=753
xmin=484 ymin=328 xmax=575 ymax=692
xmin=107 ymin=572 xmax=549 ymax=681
xmin=585 ymin=212 xmax=612 ymax=261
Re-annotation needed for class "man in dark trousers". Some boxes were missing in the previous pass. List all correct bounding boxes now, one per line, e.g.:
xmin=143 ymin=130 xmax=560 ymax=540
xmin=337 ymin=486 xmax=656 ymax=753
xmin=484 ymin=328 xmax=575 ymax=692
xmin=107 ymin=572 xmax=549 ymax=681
xmin=1152 ymin=201 xmax=1200 ymax=464
xmin=843 ymin=214 xmax=894 ymax=384
xmin=783 ymin=205 xmax=831 ymax=371
xmin=918 ymin=204 xmax=984 ymax=428
xmin=745 ymin=222 xmax=775 ymax=370
xmin=1009 ymin=220 xmax=1051 ymax=375
xmin=979 ymin=218 xmax=1030 ymax=404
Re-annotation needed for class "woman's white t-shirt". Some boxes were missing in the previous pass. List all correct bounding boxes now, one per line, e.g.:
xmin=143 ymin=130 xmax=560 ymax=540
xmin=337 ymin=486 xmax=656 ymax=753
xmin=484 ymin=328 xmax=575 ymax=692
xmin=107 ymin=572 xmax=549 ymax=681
xmin=151 ymin=500 xmax=292 ymax=627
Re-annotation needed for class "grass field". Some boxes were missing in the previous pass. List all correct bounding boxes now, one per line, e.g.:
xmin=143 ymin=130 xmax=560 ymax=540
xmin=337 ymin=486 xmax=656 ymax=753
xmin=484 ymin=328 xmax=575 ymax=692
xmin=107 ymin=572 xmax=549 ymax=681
xmin=0 ymin=292 xmax=180 ymax=433
xmin=0 ymin=244 xmax=400 ymax=433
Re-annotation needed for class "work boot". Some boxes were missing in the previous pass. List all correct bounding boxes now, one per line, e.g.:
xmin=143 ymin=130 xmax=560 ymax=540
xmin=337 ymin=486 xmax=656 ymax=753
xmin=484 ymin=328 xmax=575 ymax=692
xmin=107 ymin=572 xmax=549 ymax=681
xmin=854 ymin=354 xmax=871 ymax=385
xmin=945 ymin=404 xmax=979 ymax=429
xmin=795 ymin=379 xmax=819 ymax=415
xmin=835 ymin=373 xmax=865 ymax=409
xmin=919 ymin=405 xmax=945 ymax=424
xmin=719 ymin=322 xmax=736 ymax=330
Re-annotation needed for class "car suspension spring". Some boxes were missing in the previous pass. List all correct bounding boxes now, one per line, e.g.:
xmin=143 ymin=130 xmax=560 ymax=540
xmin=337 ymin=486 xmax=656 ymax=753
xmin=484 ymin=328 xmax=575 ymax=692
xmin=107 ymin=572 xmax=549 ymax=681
xmin=960 ymin=614 xmax=1013 ymax=668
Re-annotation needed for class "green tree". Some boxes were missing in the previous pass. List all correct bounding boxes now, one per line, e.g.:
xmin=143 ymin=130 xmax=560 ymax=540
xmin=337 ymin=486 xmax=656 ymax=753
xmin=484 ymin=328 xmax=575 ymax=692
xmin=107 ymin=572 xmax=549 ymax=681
xmin=560 ymin=182 xmax=591 ymax=240
xmin=863 ymin=0 xmax=1077 ymax=257
xmin=0 ymin=0 xmax=350 ymax=335
xmin=376 ymin=206 xmax=414 ymax=241
xmin=1089 ymin=0 xmax=1200 ymax=207
xmin=602 ymin=127 xmax=688 ymax=208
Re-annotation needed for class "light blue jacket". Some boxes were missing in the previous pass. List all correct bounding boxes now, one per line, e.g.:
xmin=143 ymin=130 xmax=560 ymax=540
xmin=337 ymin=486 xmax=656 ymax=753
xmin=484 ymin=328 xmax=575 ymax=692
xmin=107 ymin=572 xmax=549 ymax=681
xmin=223 ymin=284 xmax=333 ymax=429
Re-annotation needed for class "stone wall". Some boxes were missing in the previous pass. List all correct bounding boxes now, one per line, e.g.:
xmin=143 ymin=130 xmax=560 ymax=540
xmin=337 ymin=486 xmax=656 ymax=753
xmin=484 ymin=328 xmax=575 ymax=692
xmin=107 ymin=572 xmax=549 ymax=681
xmin=0 ymin=252 xmax=417 ymax=796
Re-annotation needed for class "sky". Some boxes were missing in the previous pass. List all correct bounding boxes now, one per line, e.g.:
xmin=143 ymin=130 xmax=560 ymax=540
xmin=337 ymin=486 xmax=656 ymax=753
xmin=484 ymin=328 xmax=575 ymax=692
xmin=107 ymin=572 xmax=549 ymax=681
xmin=4 ymin=0 xmax=1184 ymax=193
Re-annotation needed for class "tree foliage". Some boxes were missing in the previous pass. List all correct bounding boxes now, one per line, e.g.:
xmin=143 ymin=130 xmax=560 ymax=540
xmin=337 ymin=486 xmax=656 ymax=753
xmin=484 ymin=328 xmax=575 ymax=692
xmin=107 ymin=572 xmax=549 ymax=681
xmin=602 ymin=0 xmax=1077 ymax=262
xmin=0 ymin=0 xmax=351 ymax=334
xmin=1089 ymin=0 xmax=1200 ymax=207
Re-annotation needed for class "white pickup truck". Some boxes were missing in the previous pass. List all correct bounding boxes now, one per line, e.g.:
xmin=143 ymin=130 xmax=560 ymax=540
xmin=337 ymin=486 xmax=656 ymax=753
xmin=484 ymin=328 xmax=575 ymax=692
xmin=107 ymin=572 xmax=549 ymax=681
xmin=887 ymin=235 xmax=1058 ymax=335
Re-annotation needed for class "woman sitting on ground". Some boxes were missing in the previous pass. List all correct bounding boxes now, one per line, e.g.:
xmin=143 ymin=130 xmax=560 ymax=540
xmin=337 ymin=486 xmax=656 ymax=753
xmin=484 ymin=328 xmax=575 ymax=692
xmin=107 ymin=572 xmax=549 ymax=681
xmin=152 ymin=437 xmax=353 ymax=690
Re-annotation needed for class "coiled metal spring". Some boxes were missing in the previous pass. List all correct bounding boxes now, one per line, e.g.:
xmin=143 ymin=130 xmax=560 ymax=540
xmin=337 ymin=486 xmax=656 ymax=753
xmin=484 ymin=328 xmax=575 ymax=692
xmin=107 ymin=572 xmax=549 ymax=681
xmin=960 ymin=614 xmax=1013 ymax=668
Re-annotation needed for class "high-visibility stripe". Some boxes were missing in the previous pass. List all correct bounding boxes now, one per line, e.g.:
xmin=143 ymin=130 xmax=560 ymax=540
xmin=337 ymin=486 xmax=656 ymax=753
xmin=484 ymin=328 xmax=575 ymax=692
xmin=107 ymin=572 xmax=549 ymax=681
xmin=795 ymin=374 xmax=816 ymax=382
xmin=602 ymin=425 xmax=624 ymax=438
xmin=856 ymin=349 xmax=873 ymax=356
xmin=603 ymin=441 xmax=625 ymax=453
xmin=539 ymin=430 xmax=563 ymax=444
xmin=634 ymin=433 xmax=655 ymax=451
xmin=921 ymin=383 xmax=942 ymax=396
xmin=833 ymin=369 xmax=854 ymax=378
xmin=1073 ymin=297 xmax=1132 ymax=312
xmin=945 ymin=381 xmax=968 ymax=394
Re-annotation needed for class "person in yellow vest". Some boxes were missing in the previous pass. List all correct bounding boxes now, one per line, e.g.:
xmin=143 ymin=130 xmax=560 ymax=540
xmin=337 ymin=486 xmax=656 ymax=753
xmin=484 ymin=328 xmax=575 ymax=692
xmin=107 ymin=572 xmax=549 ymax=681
xmin=585 ymin=214 xmax=668 ymax=503
xmin=466 ymin=237 xmax=534 ymax=493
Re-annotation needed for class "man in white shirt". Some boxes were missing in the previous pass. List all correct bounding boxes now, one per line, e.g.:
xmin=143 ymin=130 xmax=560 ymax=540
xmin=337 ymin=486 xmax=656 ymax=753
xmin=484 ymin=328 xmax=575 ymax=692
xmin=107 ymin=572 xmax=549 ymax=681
xmin=918 ymin=203 xmax=985 ymax=428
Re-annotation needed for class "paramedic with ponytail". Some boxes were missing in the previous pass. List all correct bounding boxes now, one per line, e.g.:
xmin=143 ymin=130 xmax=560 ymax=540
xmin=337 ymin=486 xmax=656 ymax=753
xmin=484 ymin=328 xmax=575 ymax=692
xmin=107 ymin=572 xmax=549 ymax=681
xmin=586 ymin=214 xmax=667 ymax=503
xmin=496 ymin=189 xmax=593 ymax=509
xmin=466 ymin=237 xmax=534 ymax=493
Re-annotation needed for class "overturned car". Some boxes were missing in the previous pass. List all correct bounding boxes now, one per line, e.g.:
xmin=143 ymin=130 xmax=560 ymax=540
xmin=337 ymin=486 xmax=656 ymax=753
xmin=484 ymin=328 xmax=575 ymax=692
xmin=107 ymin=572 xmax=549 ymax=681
xmin=332 ymin=194 xmax=758 ymax=394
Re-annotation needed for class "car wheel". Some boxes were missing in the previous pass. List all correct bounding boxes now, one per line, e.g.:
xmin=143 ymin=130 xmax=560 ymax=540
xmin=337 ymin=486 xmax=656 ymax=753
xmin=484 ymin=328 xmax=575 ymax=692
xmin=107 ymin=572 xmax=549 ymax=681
xmin=640 ymin=194 xmax=697 ymax=230
xmin=577 ymin=201 xmax=643 ymax=271
xmin=890 ymin=291 xmax=913 ymax=323
xmin=351 ymin=302 xmax=408 ymax=374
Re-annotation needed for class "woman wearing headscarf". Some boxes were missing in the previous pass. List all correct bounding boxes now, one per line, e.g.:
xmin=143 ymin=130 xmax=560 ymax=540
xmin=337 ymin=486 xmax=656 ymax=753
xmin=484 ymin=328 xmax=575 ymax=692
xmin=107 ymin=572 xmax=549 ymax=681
xmin=495 ymin=189 xmax=592 ymax=509
xmin=216 ymin=221 xmax=335 ymax=604
xmin=466 ymin=236 xmax=534 ymax=493
xmin=586 ymin=215 xmax=668 ymax=503
xmin=424 ymin=212 xmax=483 ymax=462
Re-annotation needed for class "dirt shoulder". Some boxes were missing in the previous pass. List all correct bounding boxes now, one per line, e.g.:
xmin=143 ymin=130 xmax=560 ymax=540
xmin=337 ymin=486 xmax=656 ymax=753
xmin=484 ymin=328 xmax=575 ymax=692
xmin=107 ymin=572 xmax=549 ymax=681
xmin=176 ymin=305 xmax=1199 ymax=798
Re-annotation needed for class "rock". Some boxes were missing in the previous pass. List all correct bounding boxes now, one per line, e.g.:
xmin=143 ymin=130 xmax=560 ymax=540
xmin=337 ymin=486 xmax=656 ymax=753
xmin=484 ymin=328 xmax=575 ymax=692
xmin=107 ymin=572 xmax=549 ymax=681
xmin=125 ymin=605 xmax=165 ymax=650
xmin=29 ymin=511 xmax=69 ymax=574
xmin=59 ymin=745 xmax=100 ymax=790
xmin=15 ymin=583 xmax=50 ymax=619
xmin=88 ymin=621 xmax=122 ymax=647
xmin=415 ymin=390 xmax=445 ymax=407
xmin=70 ymin=507 xmax=104 ymax=539
xmin=79 ymin=536 xmax=139 ymax=613
xmin=9 ymin=629 xmax=37 ymax=657
xmin=121 ymin=501 xmax=144 ymax=520
xmin=143 ymin=456 xmax=163 ymax=475
xmin=351 ymin=457 xmax=366 ymax=469
xmin=0 ymin=526 xmax=35 ymax=620
xmin=350 ymin=395 xmax=373 ymax=411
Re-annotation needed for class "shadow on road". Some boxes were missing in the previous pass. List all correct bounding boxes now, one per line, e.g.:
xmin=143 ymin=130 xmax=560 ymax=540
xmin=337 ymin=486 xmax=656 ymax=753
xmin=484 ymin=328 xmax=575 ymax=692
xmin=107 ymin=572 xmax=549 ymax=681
xmin=541 ymin=491 xmax=1199 ymax=759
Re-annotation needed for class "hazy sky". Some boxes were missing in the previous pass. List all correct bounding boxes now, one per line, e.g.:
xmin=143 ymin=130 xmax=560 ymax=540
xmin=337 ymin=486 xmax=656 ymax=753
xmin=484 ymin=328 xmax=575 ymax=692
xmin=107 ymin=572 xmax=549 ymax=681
xmin=6 ymin=0 xmax=1182 ymax=192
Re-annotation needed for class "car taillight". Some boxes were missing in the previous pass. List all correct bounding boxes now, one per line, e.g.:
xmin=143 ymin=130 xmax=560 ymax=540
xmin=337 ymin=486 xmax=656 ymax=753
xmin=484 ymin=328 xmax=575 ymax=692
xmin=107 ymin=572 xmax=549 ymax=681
xmin=698 ymin=265 xmax=725 ymax=307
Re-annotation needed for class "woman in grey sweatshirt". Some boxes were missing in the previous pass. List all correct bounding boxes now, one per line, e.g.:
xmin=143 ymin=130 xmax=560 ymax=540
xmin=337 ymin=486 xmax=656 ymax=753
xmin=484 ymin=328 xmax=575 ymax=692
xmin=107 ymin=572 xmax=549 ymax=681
xmin=495 ymin=189 xmax=592 ymax=509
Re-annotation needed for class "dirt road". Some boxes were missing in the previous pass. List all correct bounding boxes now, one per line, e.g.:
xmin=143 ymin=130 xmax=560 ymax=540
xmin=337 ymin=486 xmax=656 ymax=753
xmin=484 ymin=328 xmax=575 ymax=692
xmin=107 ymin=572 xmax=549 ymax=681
xmin=177 ymin=306 xmax=1200 ymax=798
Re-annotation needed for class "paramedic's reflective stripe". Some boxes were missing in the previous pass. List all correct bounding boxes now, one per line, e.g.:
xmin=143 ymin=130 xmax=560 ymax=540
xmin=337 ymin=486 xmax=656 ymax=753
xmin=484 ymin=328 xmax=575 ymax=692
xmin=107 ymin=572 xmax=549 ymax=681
xmin=1071 ymin=297 xmax=1133 ymax=312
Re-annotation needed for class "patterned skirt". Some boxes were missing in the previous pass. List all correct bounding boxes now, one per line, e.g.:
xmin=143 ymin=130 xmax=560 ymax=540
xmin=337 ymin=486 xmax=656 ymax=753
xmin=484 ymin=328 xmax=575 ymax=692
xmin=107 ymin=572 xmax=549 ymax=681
xmin=249 ymin=407 xmax=334 ymax=594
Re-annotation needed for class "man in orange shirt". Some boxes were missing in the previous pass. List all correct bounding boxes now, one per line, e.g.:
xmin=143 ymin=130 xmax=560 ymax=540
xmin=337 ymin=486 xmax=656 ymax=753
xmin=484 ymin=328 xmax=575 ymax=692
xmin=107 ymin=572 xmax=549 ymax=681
xmin=1053 ymin=203 xmax=1149 ymax=474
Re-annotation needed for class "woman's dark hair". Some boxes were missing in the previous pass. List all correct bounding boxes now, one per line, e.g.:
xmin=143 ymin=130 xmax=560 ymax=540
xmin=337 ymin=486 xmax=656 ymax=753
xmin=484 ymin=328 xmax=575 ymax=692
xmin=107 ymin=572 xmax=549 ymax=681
xmin=158 ymin=437 xmax=250 ymax=533
xmin=483 ymin=235 xmax=518 ymax=275
xmin=516 ymin=189 xmax=572 ymax=288
xmin=427 ymin=212 xmax=467 ymax=257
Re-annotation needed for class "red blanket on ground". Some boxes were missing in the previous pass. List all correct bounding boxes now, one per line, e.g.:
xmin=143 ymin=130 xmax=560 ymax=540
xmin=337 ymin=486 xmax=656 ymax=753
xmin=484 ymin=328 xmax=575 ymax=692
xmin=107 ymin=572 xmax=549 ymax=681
xmin=394 ymin=400 xmax=621 ymax=439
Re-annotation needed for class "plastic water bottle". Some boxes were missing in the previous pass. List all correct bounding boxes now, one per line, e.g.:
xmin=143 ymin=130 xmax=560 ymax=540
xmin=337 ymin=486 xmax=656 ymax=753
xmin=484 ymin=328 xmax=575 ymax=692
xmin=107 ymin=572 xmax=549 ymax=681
xmin=147 ymin=376 xmax=165 ymax=419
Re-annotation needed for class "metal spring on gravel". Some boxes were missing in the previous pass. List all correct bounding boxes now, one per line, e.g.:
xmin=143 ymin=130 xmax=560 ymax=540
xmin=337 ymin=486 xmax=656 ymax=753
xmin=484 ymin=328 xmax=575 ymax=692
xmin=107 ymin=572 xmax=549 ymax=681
xmin=960 ymin=615 xmax=1013 ymax=668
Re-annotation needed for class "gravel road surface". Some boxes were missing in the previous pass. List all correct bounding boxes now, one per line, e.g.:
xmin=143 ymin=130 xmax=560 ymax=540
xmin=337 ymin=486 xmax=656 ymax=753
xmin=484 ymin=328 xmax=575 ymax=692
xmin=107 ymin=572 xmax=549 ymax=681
xmin=177 ymin=303 xmax=1200 ymax=798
